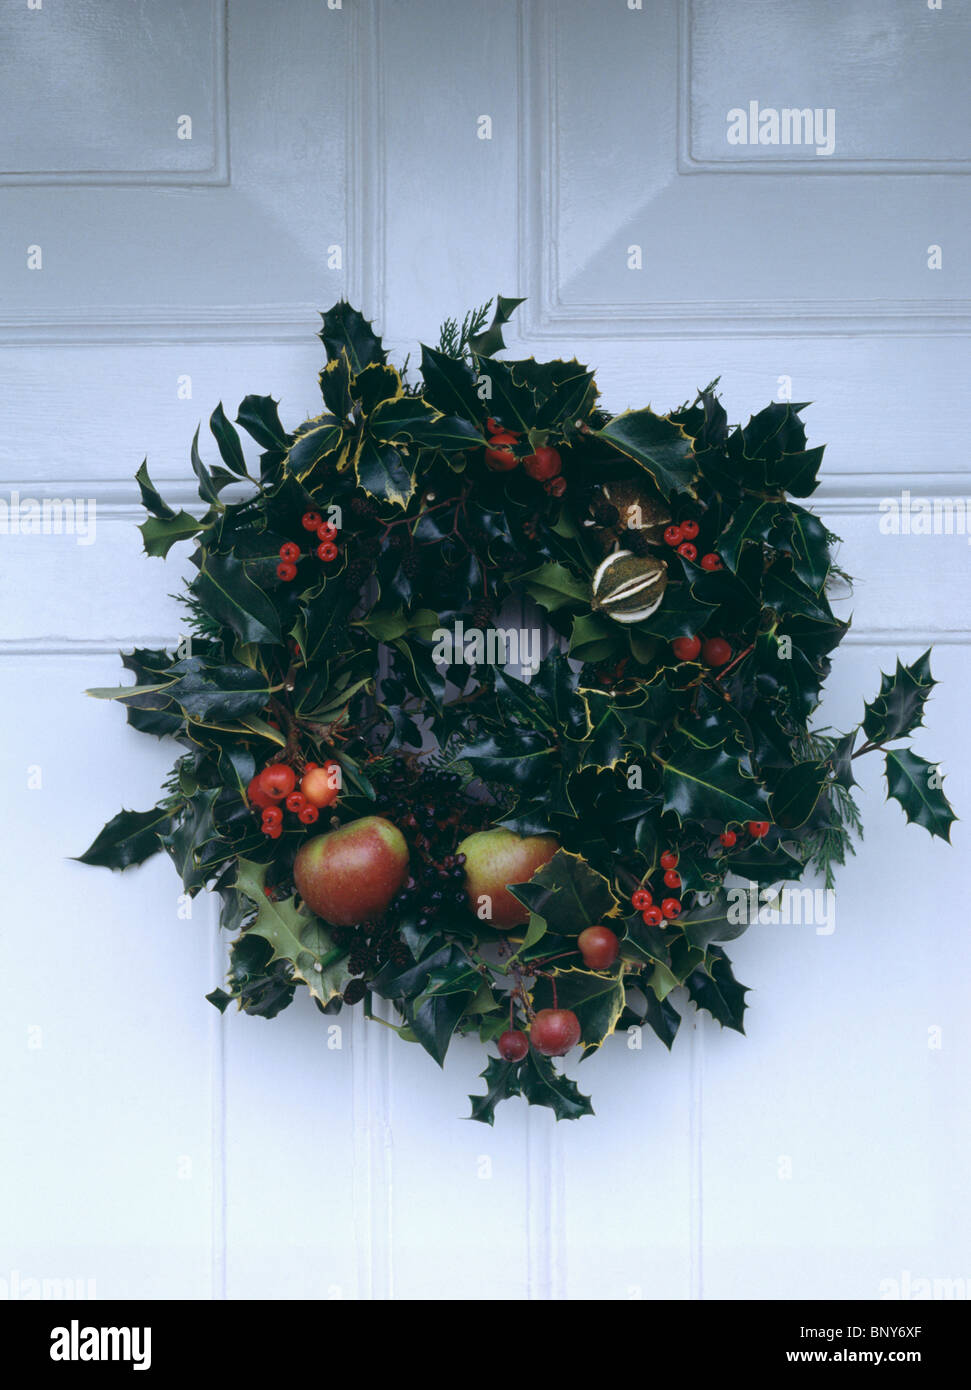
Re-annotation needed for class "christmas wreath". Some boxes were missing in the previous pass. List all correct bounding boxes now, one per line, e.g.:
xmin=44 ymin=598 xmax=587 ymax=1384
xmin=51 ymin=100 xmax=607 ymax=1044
xmin=80 ymin=297 xmax=955 ymax=1122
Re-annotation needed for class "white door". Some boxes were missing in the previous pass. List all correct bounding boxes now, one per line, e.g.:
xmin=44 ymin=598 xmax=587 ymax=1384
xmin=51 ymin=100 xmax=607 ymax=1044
xmin=1 ymin=0 xmax=967 ymax=1301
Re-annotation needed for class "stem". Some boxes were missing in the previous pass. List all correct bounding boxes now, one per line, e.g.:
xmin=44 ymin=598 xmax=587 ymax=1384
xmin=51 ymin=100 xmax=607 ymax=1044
xmin=715 ymin=642 xmax=754 ymax=684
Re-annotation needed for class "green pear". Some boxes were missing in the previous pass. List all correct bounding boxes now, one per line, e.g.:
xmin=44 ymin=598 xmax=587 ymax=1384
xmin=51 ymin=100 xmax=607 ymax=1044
xmin=457 ymin=828 xmax=558 ymax=929
xmin=293 ymin=815 xmax=408 ymax=926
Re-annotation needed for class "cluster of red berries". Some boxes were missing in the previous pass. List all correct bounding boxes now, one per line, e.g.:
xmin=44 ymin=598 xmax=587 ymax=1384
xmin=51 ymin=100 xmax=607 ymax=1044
xmin=247 ymin=759 xmax=341 ymax=837
xmin=663 ymin=519 xmax=723 ymax=571
xmin=630 ymin=849 xmax=683 ymax=925
xmin=670 ymin=633 xmax=733 ymax=667
xmin=718 ymin=821 xmax=770 ymax=847
xmin=275 ymin=512 xmax=341 ymax=582
xmin=483 ymin=418 xmax=567 ymax=497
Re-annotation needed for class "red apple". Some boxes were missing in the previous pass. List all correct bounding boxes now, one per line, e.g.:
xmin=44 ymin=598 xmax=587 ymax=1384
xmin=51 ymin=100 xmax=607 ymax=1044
xmin=293 ymin=815 xmax=409 ymax=926
xmin=530 ymin=1008 xmax=581 ymax=1057
xmin=457 ymin=828 xmax=558 ymax=929
xmin=301 ymin=760 xmax=341 ymax=808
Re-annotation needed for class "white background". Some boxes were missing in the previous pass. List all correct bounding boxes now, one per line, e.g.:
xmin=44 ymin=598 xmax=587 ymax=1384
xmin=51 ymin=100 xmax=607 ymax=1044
xmin=1 ymin=0 xmax=968 ymax=1300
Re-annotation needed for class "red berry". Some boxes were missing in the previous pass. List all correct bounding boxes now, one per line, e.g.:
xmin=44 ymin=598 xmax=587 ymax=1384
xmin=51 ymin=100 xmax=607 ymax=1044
xmin=672 ymin=634 xmax=702 ymax=662
xmin=660 ymin=850 xmax=679 ymax=870
xmin=719 ymin=830 xmax=737 ymax=848
xmin=664 ymin=524 xmax=684 ymax=547
xmin=485 ymin=431 xmax=519 ymax=470
xmin=261 ymin=805 xmax=283 ymax=828
xmin=276 ymin=560 xmax=297 ymax=581
xmin=663 ymin=869 xmax=681 ymax=889
xmin=301 ymin=511 xmax=322 ymax=531
xmin=298 ymin=804 xmax=320 ymax=825
xmin=700 ymin=552 xmax=723 ymax=571
xmin=265 ymin=823 xmax=283 ymax=840
xmin=577 ymin=925 xmax=620 ymax=971
xmin=316 ymin=521 xmax=338 ymax=542
xmin=485 ymin=417 xmax=503 ymax=435
xmin=497 ymin=1030 xmax=529 ymax=1062
xmin=301 ymin=761 xmax=341 ymax=808
xmin=701 ymin=637 xmax=732 ymax=667
xmin=631 ymin=888 xmax=653 ymax=911
xmin=285 ymin=791 xmax=307 ymax=813
xmin=523 ymin=446 xmax=562 ymax=481
xmin=545 ymin=475 xmax=567 ymax=497
xmin=247 ymin=774 xmax=274 ymax=810
xmin=677 ymin=541 xmax=698 ymax=562
xmin=661 ymin=898 xmax=682 ymax=920
xmin=680 ymin=519 xmax=700 ymax=540
xmin=530 ymin=1008 xmax=582 ymax=1057
xmin=317 ymin=540 xmax=339 ymax=562
xmin=279 ymin=541 xmax=300 ymax=562
xmin=642 ymin=906 xmax=664 ymax=926
xmin=258 ymin=764 xmax=296 ymax=801
xmin=748 ymin=821 xmax=771 ymax=839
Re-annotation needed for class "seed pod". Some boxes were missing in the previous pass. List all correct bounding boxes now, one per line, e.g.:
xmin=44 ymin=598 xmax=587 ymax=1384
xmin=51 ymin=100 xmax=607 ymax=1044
xmin=591 ymin=549 xmax=668 ymax=624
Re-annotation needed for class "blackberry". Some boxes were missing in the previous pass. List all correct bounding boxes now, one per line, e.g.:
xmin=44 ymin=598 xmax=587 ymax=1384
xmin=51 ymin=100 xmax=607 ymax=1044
xmin=471 ymin=600 xmax=494 ymax=627
xmin=401 ymin=552 xmax=420 ymax=579
xmin=350 ymin=495 xmax=377 ymax=517
xmin=342 ymin=978 xmax=367 ymax=1006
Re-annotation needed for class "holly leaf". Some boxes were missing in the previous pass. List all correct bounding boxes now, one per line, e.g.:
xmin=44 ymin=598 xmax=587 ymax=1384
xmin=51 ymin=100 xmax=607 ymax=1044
xmin=236 ymin=395 xmax=290 ymax=451
xmin=75 ymin=805 xmax=171 ymax=870
xmin=355 ymin=436 xmax=415 ymax=508
xmin=467 ymin=294 xmax=525 ymax=357
xmin=139 ymin=510 xmax=206 ymax=558
xmin=319 ymin=350 xmax=354 ymax=419
xmin=783 ymin=505 xmax=832 ymax=593
xmin=285 ymin=415 xmax=344 ymax=483
xmin=234 ymin=859 xmax=349 ymax=1006
xmin=161 ymin=657 xmax=274 ymax=723
xmin=863 ymin=650 xmax=937 ymax=745
xmin=468 ymin=1056 xmax=523 ymax=1125
xmin=507 ymin=849 xmax=621 ymax=937
xmin=769 ymin=760 xmax=829 ymax=828
xmin=718 ymin=840 xmax=804 ymax=884
xmin=685 ymin=946 xmax=748 ymax=1032
xmin=520 ymin=561 xmax=589 ymax=614
xmin=596 ymin=408 xmax=698 ymax=498
xmin=419 ymin=344 xmax=485 ymax=421
xmin=191 ymin=550 xmax=283 ymax=645
xmin=658 ymin=743 xmax=770 ymax=826
xmin=352 ymin=362 xmax=403 ymax=413
xmin=519 ymin=1051 xmax=594 ymax=1120
xmin=531 ymin=969 xmax=626 ymax=1051
xmin=318 ymin=301 xmax=387 ymax=373
xmin=718 ymin=496 xmax=786 ymax=574
xmin=470 ymin=354 xmax=536 ymax=433
xmin=208 ymin=403 xmax=249 ymax=477
xmin=456 ymin=731 xmax=556 ymax=794
xmin=884 ymin=749 xmax=956 ymax=842
xmin=677 ymin=889 xmax=751 ymax=953
xmin=135 ymin=459 xmax=175 ymax=519
xmin=408 ymin=988 xmax=475 ymax=1067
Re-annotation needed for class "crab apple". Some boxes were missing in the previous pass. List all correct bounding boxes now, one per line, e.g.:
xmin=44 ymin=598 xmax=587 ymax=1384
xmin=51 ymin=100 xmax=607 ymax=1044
xmin=523 ymin=446 xmax=562 ymax=481
xmin=285 ymin=791 xmax=307 ymax=813
xmin=247 ymin=774 xmax=274 ymax=810
xmin=301 ymin=760 xmax=341 ymax=808
xmin=530 ymin=1008 xmax=582 ymax=1057
xmin=661 ymin=897 xmax=682 ymax=920
xmin=261 ymin=805 xmax=283 ymax=828
xmin=631 ymin=888 xmax=653 ymax=911
xmin=258 ymin=764 xmax=296 ymax=801
xmin=660 ymin=850 xmax=678 ymax=870
xmin=485 ymin=431 xmax=519 ymax=471
xmin=497 ymin=1030 xmax=529 ymax=1063
xmin=672 ymin=634 xmax=702 ymax=662
xmin=702 ymin=637 xmax=732 ymax=667
xmin=748 ymin=821 xmax=771 ymax=839
xmin=664 ymin=524 xmax=684 ymax=547
xmin=456 ymin=828 xmax=558 ymax=929
xmin=680 ymin=519 xmax=700 ymax=540
xmin=298 ymin=804 xmax=319 ymax=825
xmin=719 ymin=829 xmax=737 ymax=848
xmin=276 ymin=560 xmax=298 ymax=581
xmin=700 ymin=552 xmax=723 ymax=571
xmin=293 ymin=815 xmax=409 ymax=926
xmin=577 ymin=925 xmax=620 ymax=970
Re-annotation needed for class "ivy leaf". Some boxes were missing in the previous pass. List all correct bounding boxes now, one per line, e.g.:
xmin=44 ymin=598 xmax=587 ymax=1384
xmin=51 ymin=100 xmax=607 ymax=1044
xmin=234 ymin=859 xmax=349 ymax=1006
xmin=468 ymin=1056 xmax=523 ymax=1125
xmin=884 ymin=749 xmax=956 ymax=842
xmin=209 ymin=403 xmax=249 ymax=477
xmin=518 ymin=1051 xmax=594 ymax=1121
xmin=769 ymin=760 xmax=829 ymax=828
xmin=596 ymin=408 xmax=698 ymax=498
xmin=685 ymin=946 xmax=748 ymax=1032
xmin=75 ymin=805 xmax=171 ymax=870
xmin=658 ymin=743 xmax=770 ymax=826
xmin=236 ymin=395 xmax=290 ymax=451
xmin=507 ymin=849 xmax=620 ymax=938
xmin=191 ymin=551 xmax=283 ymax=645
xmin=318 ymin=301 xmax=387 ymax=373
xmin=355 ymin=436 xmax=415 ymax=508
xmin=862 ymin=650 xmax=937 ymax=745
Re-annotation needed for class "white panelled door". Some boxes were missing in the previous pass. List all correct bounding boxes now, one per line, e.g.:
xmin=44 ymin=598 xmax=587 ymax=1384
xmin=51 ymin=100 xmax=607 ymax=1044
xmin=1 ymin=0 xmax=967 ymax=1302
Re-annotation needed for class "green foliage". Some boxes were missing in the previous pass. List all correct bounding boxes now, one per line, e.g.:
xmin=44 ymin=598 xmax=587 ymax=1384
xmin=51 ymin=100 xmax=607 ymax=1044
xmin=79 ymin=296 xmax=956 ymax=1123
